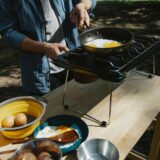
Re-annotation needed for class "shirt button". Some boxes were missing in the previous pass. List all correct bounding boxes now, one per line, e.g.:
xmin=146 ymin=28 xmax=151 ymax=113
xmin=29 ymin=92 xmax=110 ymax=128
xmin=42 ymin=20 xmax=48 ymax=25
xmin=46 ymin=32 xmax=52 ymax=35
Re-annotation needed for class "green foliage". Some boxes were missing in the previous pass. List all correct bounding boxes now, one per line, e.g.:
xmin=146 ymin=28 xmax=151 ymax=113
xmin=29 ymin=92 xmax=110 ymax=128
xmin=96 ymin=0 xmax=160 ymax=10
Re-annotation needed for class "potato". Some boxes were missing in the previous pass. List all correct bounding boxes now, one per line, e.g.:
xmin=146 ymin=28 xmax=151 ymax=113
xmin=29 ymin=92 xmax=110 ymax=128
xmin=15 ymin=113 xmax=27 ymax=126
xmin=2 ymin=115 xmax=14 ymax=128
xmin=16 ymin=152 xmax=37 ymax=160
xmin=37 ymin=152 xmax=51 ymax=158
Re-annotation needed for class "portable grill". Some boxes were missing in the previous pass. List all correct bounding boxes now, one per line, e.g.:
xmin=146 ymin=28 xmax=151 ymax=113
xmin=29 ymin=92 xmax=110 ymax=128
xmin=53 ymin=34 xmax=160 ymax=127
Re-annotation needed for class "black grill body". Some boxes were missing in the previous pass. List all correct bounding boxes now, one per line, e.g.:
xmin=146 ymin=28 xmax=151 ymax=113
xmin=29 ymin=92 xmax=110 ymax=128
xmin=53 ymin=35 xmax=160 ymax=82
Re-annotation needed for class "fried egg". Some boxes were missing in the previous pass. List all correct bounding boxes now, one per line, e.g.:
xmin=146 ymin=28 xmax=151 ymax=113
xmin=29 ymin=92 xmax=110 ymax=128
xmin=35 ymin=125 xmax=74 ymax=138
xmin=85 ymin=39 xmax=122 ymax=48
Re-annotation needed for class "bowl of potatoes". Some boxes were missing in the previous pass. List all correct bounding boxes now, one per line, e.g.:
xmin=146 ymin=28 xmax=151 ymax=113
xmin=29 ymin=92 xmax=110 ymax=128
xmin=0 ymin=96 xmax=46 ymax=139
xmin=10 ymin=139 xmax=62 ymax=160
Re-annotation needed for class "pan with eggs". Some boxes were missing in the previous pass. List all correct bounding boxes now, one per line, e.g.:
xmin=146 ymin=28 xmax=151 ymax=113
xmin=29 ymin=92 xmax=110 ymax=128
xmin=79 ymin=27 xmax=134 ymax=56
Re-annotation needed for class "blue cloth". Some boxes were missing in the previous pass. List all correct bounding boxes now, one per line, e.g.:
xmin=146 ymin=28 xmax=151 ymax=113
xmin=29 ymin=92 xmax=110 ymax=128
xmin=0 ymin=0 xmax=97 ymax=95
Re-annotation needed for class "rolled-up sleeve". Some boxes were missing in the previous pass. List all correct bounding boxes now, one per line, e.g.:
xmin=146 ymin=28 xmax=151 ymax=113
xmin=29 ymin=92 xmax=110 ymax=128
xmin=2 ymin=29 xmax=27 ymax=49
xmin=0 ymin=0 xmax=27 ymax=49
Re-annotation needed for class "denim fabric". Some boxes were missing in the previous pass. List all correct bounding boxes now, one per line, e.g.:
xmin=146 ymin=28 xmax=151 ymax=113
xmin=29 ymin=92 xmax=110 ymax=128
xmin=0 ymin=0 xmax=97 ymax=95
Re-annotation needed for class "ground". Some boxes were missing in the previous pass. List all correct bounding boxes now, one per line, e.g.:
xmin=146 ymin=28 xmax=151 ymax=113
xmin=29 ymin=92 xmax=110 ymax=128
xmin=0 ymin=2 xmax=160 ymax=102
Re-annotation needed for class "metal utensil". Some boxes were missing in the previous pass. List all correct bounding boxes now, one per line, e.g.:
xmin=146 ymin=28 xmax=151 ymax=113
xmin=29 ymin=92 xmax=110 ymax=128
xmin=50 ymin=128 xmax=79 ymax=143
xmin=11 ymin=127 xmax=79 ymax=144
xmin=77 ymin=139 xmax=119 ymax=160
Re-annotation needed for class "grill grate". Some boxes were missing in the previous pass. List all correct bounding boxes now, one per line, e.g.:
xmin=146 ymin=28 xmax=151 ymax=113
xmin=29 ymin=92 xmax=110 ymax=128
xmin=53 ymin=35 xmax=160 ymax=82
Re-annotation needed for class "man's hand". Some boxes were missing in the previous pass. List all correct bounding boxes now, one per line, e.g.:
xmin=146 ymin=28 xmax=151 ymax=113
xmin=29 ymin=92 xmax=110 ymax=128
xmin=43 ymin=43 xmax=69 ymax=59
xmin=70 ymin=2 xmax=90 ymax=29
xmin=21 ymin=38 xmax=69 ymax=59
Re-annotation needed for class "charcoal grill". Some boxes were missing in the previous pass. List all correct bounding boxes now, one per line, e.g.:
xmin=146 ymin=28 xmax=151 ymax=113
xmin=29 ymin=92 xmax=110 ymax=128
xmin=53 ymin=34 xmax=160 ymax=127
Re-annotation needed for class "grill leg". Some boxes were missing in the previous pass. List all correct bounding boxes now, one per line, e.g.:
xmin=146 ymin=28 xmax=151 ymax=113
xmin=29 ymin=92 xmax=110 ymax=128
xmin=62 ymin=69 xmax=69 ymax=107
xmin=62 ymin=71 xmax=110 ymax=127
xmin=132 ymin=54 xmax=156 ymax=79
xmin=108 ymin=82 xmax=113 ymax=125
xmin=64 ymin=81 xmax=113 ymax=127
xmin=133 ymin=69 xmax=154 ymax=79
xmin=152 ymin=54 xmax=155 ymax=76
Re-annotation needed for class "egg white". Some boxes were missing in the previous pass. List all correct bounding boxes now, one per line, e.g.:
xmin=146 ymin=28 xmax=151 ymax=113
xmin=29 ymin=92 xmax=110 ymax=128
xmin=85 ymin=39 xmax=121 ymax=48
xmin=35 ymin=126 xmax=73 ymax=138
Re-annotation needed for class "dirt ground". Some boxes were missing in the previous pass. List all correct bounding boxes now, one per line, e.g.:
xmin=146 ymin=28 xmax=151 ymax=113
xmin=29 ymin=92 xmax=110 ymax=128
xmin=0 ymin=3 xmax=160 ymax=102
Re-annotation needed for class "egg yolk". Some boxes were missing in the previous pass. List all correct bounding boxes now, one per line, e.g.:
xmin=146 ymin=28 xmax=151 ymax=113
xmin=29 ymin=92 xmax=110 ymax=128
xmin=85 ymin=39 xmax=122 ymax=48
xmin=103 ymin=41 xmax=122 ymax=48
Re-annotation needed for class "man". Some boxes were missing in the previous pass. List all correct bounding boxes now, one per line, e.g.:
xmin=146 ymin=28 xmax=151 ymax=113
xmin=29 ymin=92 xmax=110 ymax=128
xmin=0 ymin=0 xmax=96 ymax=96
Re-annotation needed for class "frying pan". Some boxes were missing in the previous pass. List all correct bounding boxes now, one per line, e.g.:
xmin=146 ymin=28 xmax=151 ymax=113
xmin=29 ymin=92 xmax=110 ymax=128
xmin=79 ymin=27 xmax=134 ymax=56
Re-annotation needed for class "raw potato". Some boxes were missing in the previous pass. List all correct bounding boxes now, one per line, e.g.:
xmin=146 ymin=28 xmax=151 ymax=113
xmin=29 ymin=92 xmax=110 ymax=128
xmin=15 ymin=113 xmax=27 ymax=126
xmin=37 ymin=157 xmax=53 ymax=160
xmin=37 ymin=152 xmax=53 ymax=160
xmin=2 ymin=115 xmax=15 ymax=128
xmin=37 ymin=152 xmax=51 ymax=158
xmin=17 ymin=152 xmax=37 ymax=160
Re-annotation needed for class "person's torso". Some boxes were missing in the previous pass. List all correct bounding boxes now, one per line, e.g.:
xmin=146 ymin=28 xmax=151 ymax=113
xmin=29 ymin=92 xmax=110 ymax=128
xmin=13 ymin=0 xmax=79 ymax=49
xmin=40 ymin=0 xmax=66 ymax=74
xmin=13 ymin=0 xmax=80 ymax=94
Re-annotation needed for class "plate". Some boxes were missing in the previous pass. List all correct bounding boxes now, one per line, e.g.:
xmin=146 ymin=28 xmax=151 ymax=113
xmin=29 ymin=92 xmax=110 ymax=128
xmin=34 ymin=114 xmax=88 ymax=154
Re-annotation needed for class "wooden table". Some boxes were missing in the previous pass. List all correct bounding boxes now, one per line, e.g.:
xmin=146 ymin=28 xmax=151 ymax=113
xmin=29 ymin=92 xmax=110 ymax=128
xmin=1 ymin=72 xmax=160 ymax=160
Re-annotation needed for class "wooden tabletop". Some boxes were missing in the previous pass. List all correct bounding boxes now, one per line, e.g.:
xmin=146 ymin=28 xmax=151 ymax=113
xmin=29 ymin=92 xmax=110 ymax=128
xmin=1 ymin=71 xmax=160 ymax=160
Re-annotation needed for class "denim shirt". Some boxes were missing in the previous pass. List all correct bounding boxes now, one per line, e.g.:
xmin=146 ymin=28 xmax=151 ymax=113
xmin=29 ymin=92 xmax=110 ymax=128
xmin=0 ymin=0 xmax=97 ymax=95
